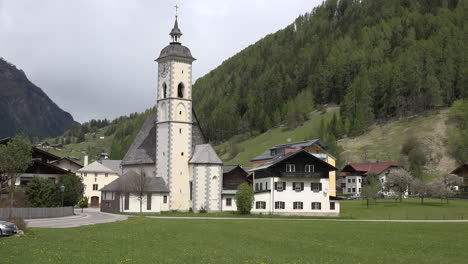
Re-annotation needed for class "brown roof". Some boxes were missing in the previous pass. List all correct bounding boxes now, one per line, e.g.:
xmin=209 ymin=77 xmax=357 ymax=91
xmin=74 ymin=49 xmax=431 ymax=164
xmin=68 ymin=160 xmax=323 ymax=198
xmin=451 ymin=162 xmax=468 ymax=175
xmin=341 ymin=162 xmax=401 ymax=176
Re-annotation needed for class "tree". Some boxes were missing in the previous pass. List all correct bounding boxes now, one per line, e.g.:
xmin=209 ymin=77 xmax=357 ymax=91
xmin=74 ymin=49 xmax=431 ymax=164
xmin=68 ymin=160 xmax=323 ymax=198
xmin=57 ymin=173 xmax=84 ymax=206
xmin=430 ymin=174 xmax=462 ymax=204
xmin=447 ymin=99 xmax=468 ymax=163
xmin=361 ymin=173 xmax=381 ymax=208
xmin=129 ymin=170 xmax=150 ymax=215
xmin=411 ymin=178 xmax=431 ymax=205
xmin=384 ymin=168 xmax=412 ymax=202
xmin=78 ymin=196 xmax=89 ymax=213
xmin=24 ymin=177 xmax=58 ymax=207
xmin=235 ymin=183 xmax=254 ymax=214
xmin=0 ymin=135 xmax=32 ymax=219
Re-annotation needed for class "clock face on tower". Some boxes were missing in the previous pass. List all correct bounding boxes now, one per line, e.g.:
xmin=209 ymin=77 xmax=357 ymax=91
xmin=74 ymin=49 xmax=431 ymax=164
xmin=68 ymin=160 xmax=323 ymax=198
xmin=159 ymin=62 xmax=169 ymax=78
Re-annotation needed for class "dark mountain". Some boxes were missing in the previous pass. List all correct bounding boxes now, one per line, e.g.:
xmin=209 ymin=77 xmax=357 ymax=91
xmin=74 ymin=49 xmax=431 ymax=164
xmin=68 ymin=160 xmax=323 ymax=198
xmin=0 ymin=57 xmax=77 ymax=139
xmin=193 ymin=0 xmax=465 ymax=142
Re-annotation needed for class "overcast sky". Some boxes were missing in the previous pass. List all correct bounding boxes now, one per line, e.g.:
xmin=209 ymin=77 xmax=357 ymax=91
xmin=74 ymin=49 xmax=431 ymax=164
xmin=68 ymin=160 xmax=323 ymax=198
xmin=0 ymin=0 xmax=321 ymax=123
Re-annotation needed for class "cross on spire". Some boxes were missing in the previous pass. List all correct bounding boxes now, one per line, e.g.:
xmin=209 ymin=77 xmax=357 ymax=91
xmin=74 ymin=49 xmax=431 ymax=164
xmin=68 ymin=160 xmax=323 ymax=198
xmin=175 ymin=4 xmax=179 ymax=17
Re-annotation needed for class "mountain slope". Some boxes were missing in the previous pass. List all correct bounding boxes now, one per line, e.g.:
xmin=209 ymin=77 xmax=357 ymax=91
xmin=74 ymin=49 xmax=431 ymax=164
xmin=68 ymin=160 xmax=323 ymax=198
xmin=0 ymin=58 xmax=76 ymax=138
xmin=193 ymin=0 xmax=465 ymax=142
xmin=218 ymin=108 xmax=456 ymax=174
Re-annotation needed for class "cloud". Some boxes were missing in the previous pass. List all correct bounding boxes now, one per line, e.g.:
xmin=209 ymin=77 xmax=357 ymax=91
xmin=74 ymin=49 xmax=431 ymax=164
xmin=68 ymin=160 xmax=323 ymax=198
xmin=0 ymin=0 xmax=321 ymax=123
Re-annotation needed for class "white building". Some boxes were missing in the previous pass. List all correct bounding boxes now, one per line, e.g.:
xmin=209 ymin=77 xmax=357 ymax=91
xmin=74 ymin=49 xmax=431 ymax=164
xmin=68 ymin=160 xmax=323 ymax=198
xmin=249 ymin=150 xmax=340 ymax=216
xmin=104 ymin=16 xmax=223 ymax=213
xmin=77 ymin=160 xmax=122 ymax=207
xmin=339 ymin=162 xmax=403 ymax=196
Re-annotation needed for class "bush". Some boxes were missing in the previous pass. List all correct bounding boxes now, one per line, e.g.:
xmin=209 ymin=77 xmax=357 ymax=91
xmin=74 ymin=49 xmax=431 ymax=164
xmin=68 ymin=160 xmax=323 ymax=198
xmin=78 ymin=196 xmax=89 ymax=212
xmin=235 ymin=183 xmax=254 ymax=214
xmin=57 ymin=174 xmax=84 ymax=206
xmin=24 ymin=177 xmax=58 ymax=207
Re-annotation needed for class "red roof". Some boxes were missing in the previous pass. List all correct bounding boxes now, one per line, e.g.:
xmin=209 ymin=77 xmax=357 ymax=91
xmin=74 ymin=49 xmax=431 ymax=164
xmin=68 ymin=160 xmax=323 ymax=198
xmin=342 ymin=162 xmax=401 ymax=176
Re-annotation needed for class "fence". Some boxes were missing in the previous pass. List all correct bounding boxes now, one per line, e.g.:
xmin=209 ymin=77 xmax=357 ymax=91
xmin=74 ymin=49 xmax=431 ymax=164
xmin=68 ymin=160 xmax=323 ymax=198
xmin=0 ymin=207 xmax=74 ymax=219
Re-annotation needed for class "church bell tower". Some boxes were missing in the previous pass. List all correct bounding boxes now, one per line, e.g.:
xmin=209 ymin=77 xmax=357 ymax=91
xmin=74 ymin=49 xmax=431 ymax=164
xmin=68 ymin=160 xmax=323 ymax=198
xmin=155 ymin=13 xmax=195 ymax=211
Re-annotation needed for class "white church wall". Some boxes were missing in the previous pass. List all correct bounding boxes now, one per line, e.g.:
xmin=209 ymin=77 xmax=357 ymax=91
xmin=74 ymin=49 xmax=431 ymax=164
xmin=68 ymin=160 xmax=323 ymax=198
xmin=119 ymin=193 xmax=164 ymax=213
xmin=171 ymin=61 xmax=192 ymax=100
xmin=191 ymin=164 xmax=222 ymax=212
xmin=156 ymin=122 xmax=169 ymax=183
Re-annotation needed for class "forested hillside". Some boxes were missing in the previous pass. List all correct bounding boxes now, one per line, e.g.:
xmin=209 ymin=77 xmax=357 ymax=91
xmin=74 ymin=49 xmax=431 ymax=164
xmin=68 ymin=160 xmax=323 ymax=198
xmin=193 ymin=0 xmax=465 ymax=142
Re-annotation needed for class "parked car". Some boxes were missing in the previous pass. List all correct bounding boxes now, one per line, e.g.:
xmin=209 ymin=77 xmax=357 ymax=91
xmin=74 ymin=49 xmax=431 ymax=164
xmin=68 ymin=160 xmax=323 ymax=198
xmin=0 ymin=220 xmax=18 ymax=237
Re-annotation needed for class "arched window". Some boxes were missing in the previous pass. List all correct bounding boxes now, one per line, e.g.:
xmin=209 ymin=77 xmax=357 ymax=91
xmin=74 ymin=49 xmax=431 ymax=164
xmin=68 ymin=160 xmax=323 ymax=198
xmin=162 ymin=83 xmax=167 ymax=98
xmin=159 ymin=102 xmax=167 ymax=121
xmin=178 ymin=83 xmax=184 ymax=98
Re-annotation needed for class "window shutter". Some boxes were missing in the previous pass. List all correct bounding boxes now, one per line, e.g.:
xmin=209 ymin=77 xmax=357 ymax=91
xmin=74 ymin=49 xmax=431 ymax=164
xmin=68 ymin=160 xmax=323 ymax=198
xmin=319 ymin=183 xmax=322 ymax=191
xmin=301 ymin=182 xmax=304 ymax=190
xmin=274 ymin=182 xmax=278 ymax=190
xmin=283 ymin=182 xmax=286 ymax=190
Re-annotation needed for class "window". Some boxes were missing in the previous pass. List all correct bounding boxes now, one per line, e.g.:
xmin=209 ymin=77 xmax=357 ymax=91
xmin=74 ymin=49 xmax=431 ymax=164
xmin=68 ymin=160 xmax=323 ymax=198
xmin=94 ymin=173 xmax=98 ymax=182
xmin=293 ymin=182 xmax=304 ymax=191
xmin=347 ymin=179 xmax=351 ymax=183
xmin=163 ymin=195 xmax=168 ymax=204
xmin=359 ymin=188 xmax=361 ymax=193
xmin=84 ymin=184 xmax=87 ymax=191
xmin=147 ymin=193 xmax=152 ymax=210
xmin=84 ymin=172 xmax=87 ymax=177
xmin=352 ymin=188 xmax=356 ymax=192
xmin=124 ymin=193 xmax=129 ymax=210
xmin=226 ymin=198 xmax=232 ymax=206
xmin=293 ymin=202 xmax=303 ymax=210
xmin=305 ymin=165 xmax=314 ymax=172
xmin=256 ymin=201 xmax=266 ymax=209
xmin=275 ymin=201 xmax=285 ymax=209
xmin=312 ymin=202 xmax=322 ymax=210
xmin=352 ymin=179 xmax=356 ymax=183
xmin=265 ymin=182 xmax=268 ymax=190
xmin=105 ymin=173 xmax=108 ymax=177
xmin=271 ymin=149 xmax=277 ymax=156
xmin=93 ymin=184 xmax=98 ymax=190
xmin=177 ymin=83 xmax=184 ymax=98
xmin=181 ymin=152 xmax=184 ymax=156
xmin=286 ymin=164 xmax=295 ymax=172
xmin=179 ymin=128 xmax=182 ymax=134
xmin=330 ymin=202 xmax=336 ymax=210
xmin=311 ymin=182 xmax=322 ymax=192
xmin=358 ymin=178 xmax=361 ymax=183
xmin=260 ymin=182 xmax=263 ymax=190
xmin=347 ymin=188 xmax=351 ymax=192
xmin=275 ymin=182 xmax=286 ymax=191
xmin=162 ymin=83 xmax=167 ymax=98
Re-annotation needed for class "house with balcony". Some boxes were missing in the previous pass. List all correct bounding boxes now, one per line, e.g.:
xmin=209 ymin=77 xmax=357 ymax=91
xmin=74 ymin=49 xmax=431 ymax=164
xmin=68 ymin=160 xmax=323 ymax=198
xmin=249 ymin=149 xmax=339 ymax=216
xmin=339 ymin=161 xmax=402 ymax=196
xmin=250 ymin=139 xmax=337 ymax=197
xmin=451 ymin=162 xmax=468 ymax=192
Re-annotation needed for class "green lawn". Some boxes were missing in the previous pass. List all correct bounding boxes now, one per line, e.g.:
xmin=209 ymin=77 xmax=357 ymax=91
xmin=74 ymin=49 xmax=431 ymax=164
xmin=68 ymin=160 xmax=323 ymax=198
xmin=1 ymin=217 xmax=467 ymax=264
xmin=340 ymin=198 xmax=468 ymax=220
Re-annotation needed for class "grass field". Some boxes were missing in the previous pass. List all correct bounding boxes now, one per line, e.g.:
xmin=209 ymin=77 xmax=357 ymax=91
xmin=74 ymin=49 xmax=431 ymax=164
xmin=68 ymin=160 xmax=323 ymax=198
xmin=1 ymin=217 xmax=467 ymax=264
xmin=339 ymin=198 xmax=468 ymax=220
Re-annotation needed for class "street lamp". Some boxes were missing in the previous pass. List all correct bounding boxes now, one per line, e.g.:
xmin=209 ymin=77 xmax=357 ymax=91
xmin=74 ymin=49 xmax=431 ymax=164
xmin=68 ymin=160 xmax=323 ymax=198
xmin=60 ymin=184 xmax=65 ymax=207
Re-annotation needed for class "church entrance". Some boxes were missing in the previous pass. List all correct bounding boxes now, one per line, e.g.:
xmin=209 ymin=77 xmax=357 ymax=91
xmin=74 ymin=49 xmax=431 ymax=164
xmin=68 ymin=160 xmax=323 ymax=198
xmin=90 ymin=196 xmax=99 ymax=207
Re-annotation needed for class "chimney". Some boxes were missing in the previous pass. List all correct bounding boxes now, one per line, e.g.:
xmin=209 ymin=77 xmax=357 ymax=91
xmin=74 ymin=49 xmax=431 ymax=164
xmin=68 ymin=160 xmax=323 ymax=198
xmin=84 ymin=155 xmax=89 ymax=167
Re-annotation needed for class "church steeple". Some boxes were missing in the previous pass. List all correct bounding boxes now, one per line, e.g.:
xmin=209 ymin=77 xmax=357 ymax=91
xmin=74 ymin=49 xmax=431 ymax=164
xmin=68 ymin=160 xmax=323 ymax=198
xmin=170 ymin=5 xmax=182 ymax=43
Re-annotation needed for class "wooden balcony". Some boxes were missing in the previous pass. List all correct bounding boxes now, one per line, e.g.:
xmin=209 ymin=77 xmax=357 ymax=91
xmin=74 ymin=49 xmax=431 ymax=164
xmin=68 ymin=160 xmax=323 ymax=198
xmin=280 ymin=172 xmax=327 ymax=178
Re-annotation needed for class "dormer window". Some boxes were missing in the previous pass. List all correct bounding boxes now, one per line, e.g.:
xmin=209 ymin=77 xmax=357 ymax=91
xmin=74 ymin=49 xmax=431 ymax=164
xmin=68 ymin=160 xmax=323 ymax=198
xmin=286 ymin=164 xmax=295 ymax=172
xmin=271 ymin=149 xmax=277 ymax=156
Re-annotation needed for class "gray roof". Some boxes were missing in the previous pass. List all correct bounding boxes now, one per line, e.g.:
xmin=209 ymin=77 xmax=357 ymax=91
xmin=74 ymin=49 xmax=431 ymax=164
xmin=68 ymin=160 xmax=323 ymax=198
xmin=223 ymin=165 xmax=239 ymax=174
xmin=156 ymin=43 xmax=195 ymax=62
xmin=100 ymin=160 xmax=122 ymax=175
xmin=251 ymin=139 xmax=329 ymax=161
xmin=189 ymin=144 xmax=223 ymax=165
xmin=77 ymin=161 xmax=120 ymax=174
xmin=122 ymin=112 xmax=207 ymax=167
xmin=170 ymin=18 xmax=182 ymax=37
xmin=100 ymin=171 xmax=169 ymax=193
xmin=122 ymin=114 xmax=156 ymax=166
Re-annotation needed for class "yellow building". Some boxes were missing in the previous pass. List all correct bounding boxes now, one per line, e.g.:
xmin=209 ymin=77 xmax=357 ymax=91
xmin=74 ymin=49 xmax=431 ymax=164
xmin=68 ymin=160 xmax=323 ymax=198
xmin=250 ymin=139 xmax=337 ymax=196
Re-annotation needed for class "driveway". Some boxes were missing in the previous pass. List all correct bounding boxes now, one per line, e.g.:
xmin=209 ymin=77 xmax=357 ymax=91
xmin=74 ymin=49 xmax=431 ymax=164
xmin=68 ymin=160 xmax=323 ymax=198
xmin=25 ymin=208 xmax=128 ymax=228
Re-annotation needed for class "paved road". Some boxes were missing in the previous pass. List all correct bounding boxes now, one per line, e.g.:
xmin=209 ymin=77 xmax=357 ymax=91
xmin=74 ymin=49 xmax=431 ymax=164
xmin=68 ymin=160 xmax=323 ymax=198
xmin=25 ymin=208 xmax=128 ymax=228
xmin=148 ymin=216 xmax=468 ymax=223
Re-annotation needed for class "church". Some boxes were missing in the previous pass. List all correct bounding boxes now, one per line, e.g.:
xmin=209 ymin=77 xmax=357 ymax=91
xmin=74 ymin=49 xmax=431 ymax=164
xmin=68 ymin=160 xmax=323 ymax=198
xmin=100 ymin=16 xmax=224 ymax=213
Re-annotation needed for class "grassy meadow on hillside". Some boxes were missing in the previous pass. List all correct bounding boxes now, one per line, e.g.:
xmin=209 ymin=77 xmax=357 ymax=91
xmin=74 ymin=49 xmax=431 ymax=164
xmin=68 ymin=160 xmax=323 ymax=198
xmin=1 ymin=217 xmax=467 ymax=264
